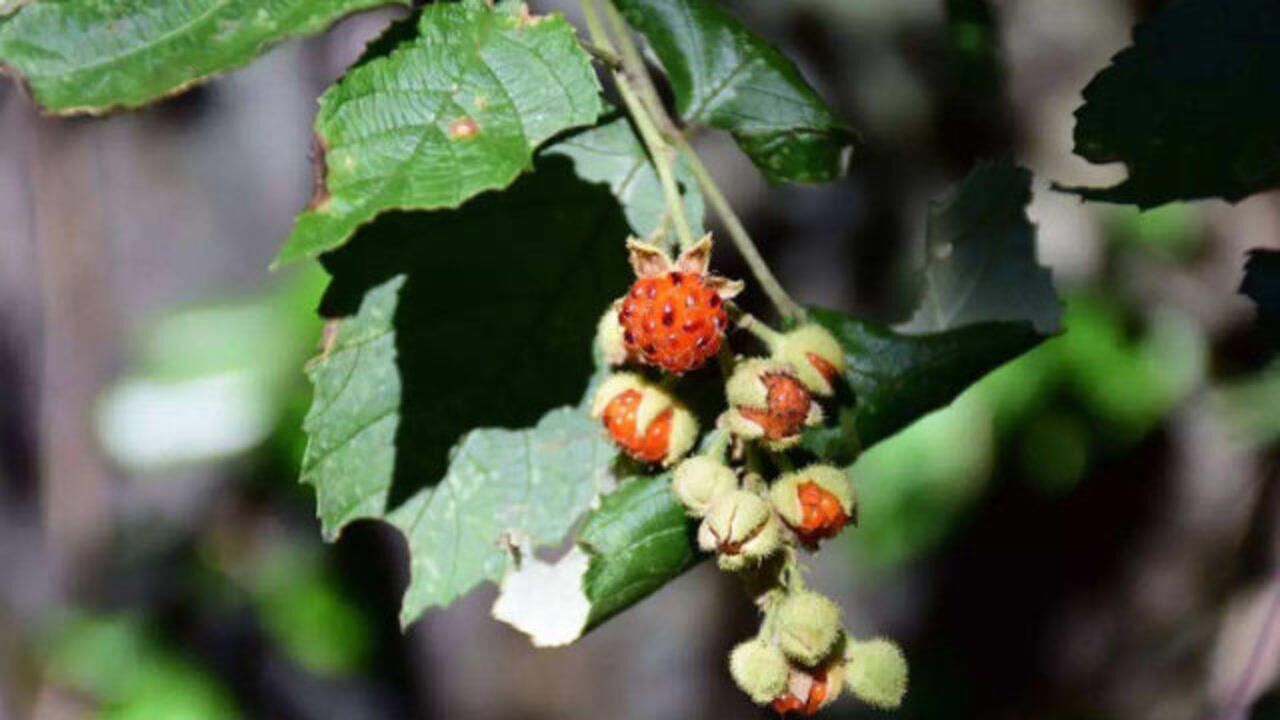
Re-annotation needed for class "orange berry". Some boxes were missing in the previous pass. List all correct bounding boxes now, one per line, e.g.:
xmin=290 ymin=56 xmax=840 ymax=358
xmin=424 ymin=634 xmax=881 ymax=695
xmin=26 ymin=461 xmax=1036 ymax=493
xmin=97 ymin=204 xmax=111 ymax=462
xmin=619 ymin=271 xmax=728 ymax=374
xmin=601 ymin=389 xmax=673 ymax=464
xmin=795 ymin=481 xmax=849 ymax=545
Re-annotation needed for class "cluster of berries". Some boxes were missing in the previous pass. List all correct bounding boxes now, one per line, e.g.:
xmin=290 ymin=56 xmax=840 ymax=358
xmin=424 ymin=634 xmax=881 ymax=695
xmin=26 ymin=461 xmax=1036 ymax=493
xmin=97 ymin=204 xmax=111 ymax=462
xmin=589 ymin=236 xmax=907 ymax=714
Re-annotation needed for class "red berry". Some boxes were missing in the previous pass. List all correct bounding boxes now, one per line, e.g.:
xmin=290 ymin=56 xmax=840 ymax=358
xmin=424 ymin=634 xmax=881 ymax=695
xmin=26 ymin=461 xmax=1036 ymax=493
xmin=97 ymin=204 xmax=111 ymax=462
xmin=794 ymin=482 xmax=849 ymax=545
xmin=619 ymin=270 xmax=727 ymax=374
xmin=600 ymin=388 xmax=673 ymax=464
xmin=737 ymin=372 xmax=813 ymax=441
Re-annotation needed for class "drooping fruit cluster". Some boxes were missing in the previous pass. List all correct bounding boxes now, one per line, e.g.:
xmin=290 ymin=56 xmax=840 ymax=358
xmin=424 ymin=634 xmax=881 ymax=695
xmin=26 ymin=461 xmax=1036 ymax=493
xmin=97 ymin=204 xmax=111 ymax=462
xmin=591 ymin=234 xmax=907 ymax=714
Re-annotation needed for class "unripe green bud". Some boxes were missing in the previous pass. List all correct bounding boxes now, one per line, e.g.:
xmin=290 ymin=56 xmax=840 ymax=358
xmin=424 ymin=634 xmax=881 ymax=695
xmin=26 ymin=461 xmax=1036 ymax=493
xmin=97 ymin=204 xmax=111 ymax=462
xmin=728 ymin=638 xmax=789 ymax=705
xmin=776 ymin=591 xmax=842 ymax=666
xmin=698 ymin=490 xmax=781 ymax=571
xmin=845 ymin=638 xmax=908 ymax=710
xmin=772 ymin=324 xmax=845 ymax=396
xmin=672 ymin=456 xmax=737 ymax=516
xmin=594 ymin=302 xmax=630 ymax=366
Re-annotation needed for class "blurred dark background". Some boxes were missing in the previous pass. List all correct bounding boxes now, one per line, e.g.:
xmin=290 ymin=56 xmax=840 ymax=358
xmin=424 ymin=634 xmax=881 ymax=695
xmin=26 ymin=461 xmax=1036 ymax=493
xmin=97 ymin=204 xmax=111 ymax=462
xmin=2 ymin=0 xmax=1278 ymax=719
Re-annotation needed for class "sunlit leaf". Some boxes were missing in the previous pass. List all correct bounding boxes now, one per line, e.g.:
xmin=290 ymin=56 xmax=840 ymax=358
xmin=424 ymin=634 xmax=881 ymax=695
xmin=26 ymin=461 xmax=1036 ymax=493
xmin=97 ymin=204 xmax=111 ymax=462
xmin=275 ymin=0 xmax=602 ymax=263
xmin=0 ymin=0 xmax=407 ymax=114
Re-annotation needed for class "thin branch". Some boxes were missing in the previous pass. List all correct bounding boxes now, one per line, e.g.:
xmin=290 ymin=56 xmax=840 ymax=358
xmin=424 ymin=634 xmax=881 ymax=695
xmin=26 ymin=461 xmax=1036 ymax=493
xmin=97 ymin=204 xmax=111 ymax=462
xmin=595 ymin=0 xmax=804 ymax=319
xmin=581 ymin=0 xmax=696 ymax=250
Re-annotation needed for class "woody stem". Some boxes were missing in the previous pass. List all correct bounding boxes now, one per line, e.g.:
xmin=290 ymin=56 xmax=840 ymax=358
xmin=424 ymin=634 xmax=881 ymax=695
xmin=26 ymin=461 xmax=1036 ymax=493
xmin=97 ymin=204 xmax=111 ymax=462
xmin=596 ymin=0 xmax=805 ymax=321
xmin=581 ymin=0 xmax=696 ymax=251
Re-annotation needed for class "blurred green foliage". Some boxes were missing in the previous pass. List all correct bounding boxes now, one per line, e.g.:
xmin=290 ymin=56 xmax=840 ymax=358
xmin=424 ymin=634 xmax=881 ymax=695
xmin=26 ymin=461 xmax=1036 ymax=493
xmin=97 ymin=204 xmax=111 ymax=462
xmin=846 ymin=292 xmax=1205 ymax=568
xmin=43 ymin=613 xmax=238 ymax=720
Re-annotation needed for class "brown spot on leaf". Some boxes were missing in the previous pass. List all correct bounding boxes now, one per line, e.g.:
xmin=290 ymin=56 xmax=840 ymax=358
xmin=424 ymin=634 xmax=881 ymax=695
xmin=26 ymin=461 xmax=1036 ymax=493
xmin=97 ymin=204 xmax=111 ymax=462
xmin=516 ymin=3 xmax=547 ymax=26
xmin=448 ymin=116 xmax=480 ymax=140
xmin=308 ymin=133 xmax=331 ymax=211
xmin=321 ymin=320 xmax=341 ymax=358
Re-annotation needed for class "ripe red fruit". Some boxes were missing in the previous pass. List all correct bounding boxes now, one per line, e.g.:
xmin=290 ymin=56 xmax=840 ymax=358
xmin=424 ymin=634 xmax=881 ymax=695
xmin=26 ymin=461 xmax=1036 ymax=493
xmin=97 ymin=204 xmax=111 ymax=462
xmin=619 ymin=235 xmax=742 ymax=374
xmin=620 ymin=271 xmax=727 ymax=373
xmin=600 ymin=388 xmax=673 ymax=464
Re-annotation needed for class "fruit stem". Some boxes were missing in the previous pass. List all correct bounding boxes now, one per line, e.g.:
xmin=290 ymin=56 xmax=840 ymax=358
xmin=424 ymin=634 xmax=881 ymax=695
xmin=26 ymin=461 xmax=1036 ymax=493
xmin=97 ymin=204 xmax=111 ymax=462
xmin=594 ymin=0 xmax=806 ymax=321
xmin=703 ymin=428 xmax=732 ymax=462
xmin=732 ymin=306 xmax=783 ymax=348
xmin=674 ymin=143 xmax=806 ymax=321
xmin=770 ymin=451 xmax=795 ymax=473
xmin=582 ymin=0 xmax=697 ymax=251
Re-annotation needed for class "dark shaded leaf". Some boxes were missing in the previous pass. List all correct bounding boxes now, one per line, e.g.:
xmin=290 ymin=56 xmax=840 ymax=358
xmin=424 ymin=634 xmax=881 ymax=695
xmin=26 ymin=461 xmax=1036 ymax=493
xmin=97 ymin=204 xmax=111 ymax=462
xmin=1062 ymin=0 xmax=1280 ymax=207
xmin=1242 ymin=248 xmax=1280 ymax=343
xmin=902 ymin=161 xmax=1061 ymax=334
xmin=803 ymin=309 xmax=1045 ymax=463
xmin=614 ymin=0 xmax=855 ymax=183
xmin=301 ymin=157 xmax=631 ymax=624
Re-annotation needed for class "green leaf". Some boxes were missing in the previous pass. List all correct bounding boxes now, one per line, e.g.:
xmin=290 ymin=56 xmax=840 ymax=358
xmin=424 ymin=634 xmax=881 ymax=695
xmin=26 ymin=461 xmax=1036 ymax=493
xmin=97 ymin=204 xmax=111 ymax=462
xmin=902 ymin=161 xmax=1061 ymax=334
xmin=802 ymin=310 xmax=1045 ymax=464
xmin=301 ymin=157 xmax=631 ymax=624
xmin=0 ymin=0 xmax=407 ymax=115
xmin=543 ymin=116 xmax=704 ymax=238
xmin=614 ymin=0 xmax=855 ymax=183
xmin=275 ymin=0 xmax=603 ymax=264
xmin=578 ymin=474 xmax=699 ymax=630
xmin=1061 ymin=0 xmax=1280 ymax=207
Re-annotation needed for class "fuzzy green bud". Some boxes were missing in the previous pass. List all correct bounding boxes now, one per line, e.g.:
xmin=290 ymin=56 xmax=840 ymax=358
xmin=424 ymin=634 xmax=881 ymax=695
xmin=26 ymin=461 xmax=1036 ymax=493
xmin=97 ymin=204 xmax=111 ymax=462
xmin=672 ymin=456 xmax=738 ymax=516
xmin=728 ymin=638 xmax=790 ymax=705
xmin=845 ymin=638 xmax=908 ymax=710
xmin=776 ymin=591 xmax=842 ymax=666
xmin=594 ymin=302 xmax=630 ymax=366
xmin=772 ymin=324 xmax=845 ymax=396
xmin=698 ymin=490 xmax=781 ymax=571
